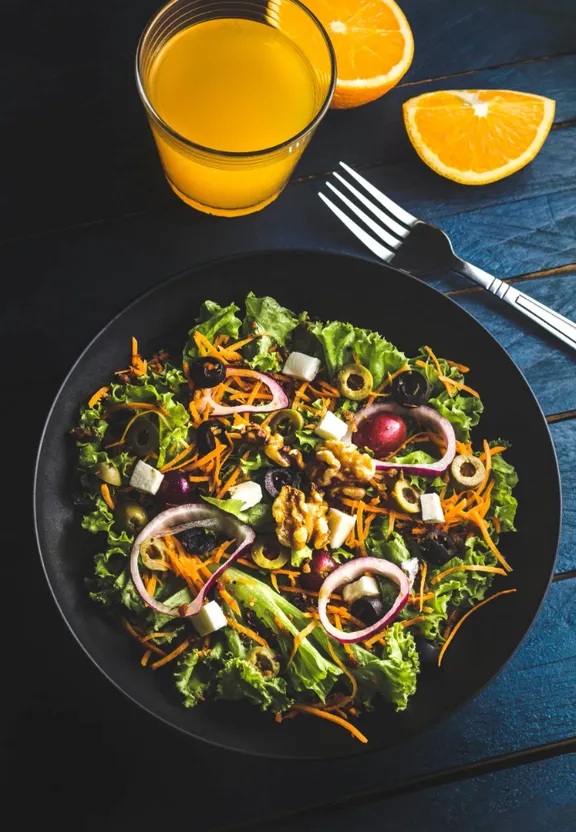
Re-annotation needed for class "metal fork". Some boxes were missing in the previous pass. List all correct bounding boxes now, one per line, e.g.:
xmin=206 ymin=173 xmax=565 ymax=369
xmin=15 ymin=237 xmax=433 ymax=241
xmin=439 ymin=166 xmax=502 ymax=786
xmin=319 ymin=162 xmax=576 ymax=351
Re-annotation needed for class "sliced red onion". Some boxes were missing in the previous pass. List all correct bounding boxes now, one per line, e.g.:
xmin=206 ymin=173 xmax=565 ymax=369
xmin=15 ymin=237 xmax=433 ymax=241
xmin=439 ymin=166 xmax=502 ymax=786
xmin=345 ymin=402 xmax=456 ymax=477
xmin=318 ymin=557 xmax=410 ymax=644
xmin=129 ymin=503 xmax=255 ymax=617
xmin=197 ymin=368 xmax=288 ymax=416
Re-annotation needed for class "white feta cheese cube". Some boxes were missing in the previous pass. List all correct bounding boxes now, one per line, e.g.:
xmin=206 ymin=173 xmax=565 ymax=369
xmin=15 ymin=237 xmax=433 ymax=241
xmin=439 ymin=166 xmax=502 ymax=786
xmin=342 ymin=576 xmax=380 ymax=605
xmin=420 ymin=492 xmax=445 ymax=523
xmin=315 ymin=411 xmax=348 ymax=442
xmin=191 ymin=601 xmax=228 ymax=637
xmin=282 ymin=351 xmax=321 ymax=382
xmin=129 ymin=459 xmax=164 ymax=495
xmin=328 ymin=508 xmax=356 ymax=549
xmin=401 ymin=557 xmax=420 ymax=586
xmin=229 ymin=480 xmax=263 ymax=511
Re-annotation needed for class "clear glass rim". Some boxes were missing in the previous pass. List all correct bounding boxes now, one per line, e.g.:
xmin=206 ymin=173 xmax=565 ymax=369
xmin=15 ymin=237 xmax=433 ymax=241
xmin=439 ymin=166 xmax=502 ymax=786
xmin=135 ymin=0 xmax=337 ymax=158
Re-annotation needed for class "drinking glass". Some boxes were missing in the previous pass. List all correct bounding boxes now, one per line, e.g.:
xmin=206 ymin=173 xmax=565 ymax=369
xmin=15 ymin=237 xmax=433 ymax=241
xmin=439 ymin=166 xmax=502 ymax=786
xmin=136 ymin=0 xmax=336 ymax=216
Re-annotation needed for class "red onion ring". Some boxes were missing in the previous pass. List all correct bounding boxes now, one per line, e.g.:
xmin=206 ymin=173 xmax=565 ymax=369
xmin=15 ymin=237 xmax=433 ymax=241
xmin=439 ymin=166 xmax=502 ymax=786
xmin=197 ymin=368 xmax=288 ymax=416
xmin=129 ymin=503 xmax=255 ymax=617
xmin=318 ymin=557 xmax=410 ymax=643
xmin=345 ymin=402 xmax=456 ymax=477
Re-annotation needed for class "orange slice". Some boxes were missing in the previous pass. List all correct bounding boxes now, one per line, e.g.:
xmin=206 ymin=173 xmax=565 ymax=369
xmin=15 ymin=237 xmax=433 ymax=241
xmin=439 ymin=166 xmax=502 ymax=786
xmin=403 ymin=89 xmax=555 ymax=185
xmin=303 ymin=0 xmax=414 ymax=109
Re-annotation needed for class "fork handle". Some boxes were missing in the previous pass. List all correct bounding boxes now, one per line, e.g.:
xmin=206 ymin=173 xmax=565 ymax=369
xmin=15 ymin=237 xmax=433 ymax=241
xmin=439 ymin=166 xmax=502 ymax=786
xmin=458 ymin=261 xmax=576 ymax=352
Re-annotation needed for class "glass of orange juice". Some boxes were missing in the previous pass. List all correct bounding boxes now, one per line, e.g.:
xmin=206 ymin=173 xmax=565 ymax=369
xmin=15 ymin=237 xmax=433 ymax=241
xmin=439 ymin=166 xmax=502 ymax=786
xmin=136 ymin=0 xmax=336 ymax=216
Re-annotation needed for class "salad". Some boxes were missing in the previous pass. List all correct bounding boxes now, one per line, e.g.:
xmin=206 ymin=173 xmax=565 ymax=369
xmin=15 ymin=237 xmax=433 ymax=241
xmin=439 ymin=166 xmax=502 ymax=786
xmin=73 ymin=294 xmax=518 ymax=744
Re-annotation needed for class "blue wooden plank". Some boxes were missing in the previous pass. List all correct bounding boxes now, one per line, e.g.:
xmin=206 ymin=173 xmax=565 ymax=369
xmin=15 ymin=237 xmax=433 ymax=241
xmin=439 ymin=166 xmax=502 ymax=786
xmin=550 ymin=420 xmax=576 ymax=574
xmin=39 ymin=579 xmax=576 ymax=830
xmin=452 ymin=274 xmax=576 ymax=415
xmin=402 ymin=0 xmax=576 ymax=82
xmin=269 ymin=754 xmax=576 ymax=832
xmin=300 ymin=54 xmax=576 ymax=177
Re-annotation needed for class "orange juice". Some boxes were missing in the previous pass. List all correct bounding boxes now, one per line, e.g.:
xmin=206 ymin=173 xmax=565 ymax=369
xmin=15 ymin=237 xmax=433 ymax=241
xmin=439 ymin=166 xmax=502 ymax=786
xmin=145 ymin=18 xmax=321 ymax=215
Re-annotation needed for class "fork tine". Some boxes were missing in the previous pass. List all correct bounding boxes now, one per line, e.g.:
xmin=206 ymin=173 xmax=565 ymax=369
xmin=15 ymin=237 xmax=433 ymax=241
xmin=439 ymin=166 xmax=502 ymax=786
xmin=332 ymin=173 xmax=410 ymax=240
xmin=339 ymin=162 xmax=417 ymax=227
xmin=318 ymin=192 xmax=394 ymax=263
xmin=326 ymin=182 xmax=403 ymax=251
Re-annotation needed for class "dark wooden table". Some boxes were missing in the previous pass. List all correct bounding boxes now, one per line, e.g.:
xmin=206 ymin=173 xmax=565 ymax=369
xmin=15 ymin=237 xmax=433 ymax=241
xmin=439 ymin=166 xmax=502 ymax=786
xmin=3 ymin=1 xmax=575 ymax=829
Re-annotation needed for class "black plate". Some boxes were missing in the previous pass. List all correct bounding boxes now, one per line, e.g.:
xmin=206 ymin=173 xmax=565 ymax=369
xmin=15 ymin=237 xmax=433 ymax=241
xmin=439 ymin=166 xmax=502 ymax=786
xmin=34 ymin=251 xmax=560 ymax=759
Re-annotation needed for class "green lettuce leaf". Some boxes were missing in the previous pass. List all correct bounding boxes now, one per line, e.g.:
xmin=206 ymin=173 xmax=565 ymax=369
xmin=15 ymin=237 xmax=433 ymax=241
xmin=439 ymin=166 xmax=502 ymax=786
xmin=223 ymin=567 xmax=341 ymax=701
xmin=202 ymin=496 xmax=246 ymax=519
xmin=487 ymin=451 xmax=518 ymax=532
xmin=348 ymin=623 xmax=419 ymax=711
xmin=216 ymin=657 xmax=293 ymax=712
xmin=428 ymin=390 xmax=484 ymax=443
xmin=389 ymin=449 xmax=445 ymax=492
xmin=307 ymin=320 xmax=406 ymax=384
xmin=175 ymin=642 xmax=225 ymax=708
xmin=241 ymin=293 xmax=303 ymax=373
xmin=293 ymin=429 xmax=323 ymax=453
xmin=419 ymin=536 xmax=497 ymax=640
xmin=81 ymin=496 xmax=115 ymax=534
xmin=365 ymin=517 xmax=411 ymax=566
xmin=183 ymin=300 xmax=242 ymax=361
xmin=76 ymin=406 xmax=108 ymax=440
xmin=308 ymin=320 xmax=357 ymax=376
xmin=290 ymin=544 xmax=312 ymax=568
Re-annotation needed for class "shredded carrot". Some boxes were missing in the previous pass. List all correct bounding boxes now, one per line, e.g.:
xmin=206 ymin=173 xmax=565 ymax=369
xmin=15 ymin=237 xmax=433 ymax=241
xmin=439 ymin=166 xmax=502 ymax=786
xmin=287 ymin=620 xmax=318 ymax=668
xmin=431 ymin=564 xmax=506 ymax=584
xmin=290 ymin=704 xmax=368 ymax=743
xmin=447 ymin=360 xmax=470 ymax=373
xmin=145 ymin=573 xmax=157 ymax=598
xmin=424 ymin=346 xmax=452 ymax=393
xmin=141 ymin=649 xmax=152 ymax=666
xmin=193 ymin=331 xmax=224 ymax=360
xmin=438 ymin=589 xmax=517 ymax=666
xmin=455 ymin=440 xmax=473 ymax=455
xmin=151 ymin=639 xmax=192 ymax=669
xmin=493 ymin=516 xmax=501 ymax=534
xmin=121 ymin=618 xmax=166 ymax=657
xmin=401 ymin=615 xmax=426 ymax=628
xmin=442 ymin=377 xmax=480 ymax=398
xmin=100 ymin=483 xmax=116 ymax=511
xmin=325 ymin=640 xmax=358 ymax=710
xmin=387 ymin=511 xmax=396 ymax=537
xmin=479 ymin=445 xmax=507 ymax=461
xmin=274 ymin=616 xmax=288 ymax=632
xmin=226 ymin=617 xmax=269 ymax=648
xmin=318 ymin=380 xmax=340 ymax=397
xmin=141 ymin=630 xmax=179 ymax=642
xmin=382 ymin=363 xmax=411 ymax=389
xmin=189 ymin=442 xmax=225 ymax=471
xmin=160 ymin=441 xmax=197 ymax=473
xmin=88 ymin=386 xmax=110 ymax=409
xmin=476 ymin=439 xmax=493 ymax=494
xmin=217 ymin=586 xmax=241 ymax=616
xmin=356 ymin=502 xmax=365 ymax=547
xmin=419 ymin=562 xmax=428 ymax=612
xmin=225 ymin=331 xmax=268 ymax=354
xmin=211 ymin=540 xmax=233 ymax=564
xmin=216 ymin=450 xmax=251 ymax=498
xmin=468 ymin=511 xmax=512 ymax=572
xmin=270 ymin=573 xmax=280 ymax=593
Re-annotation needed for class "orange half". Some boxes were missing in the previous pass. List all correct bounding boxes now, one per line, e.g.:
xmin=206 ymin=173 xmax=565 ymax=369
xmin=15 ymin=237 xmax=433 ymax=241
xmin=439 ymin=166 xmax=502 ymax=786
xmin=403 ymin=89 xmax=555 ymax=185
xmin=303 ymin=0 xmax=414 ymax=109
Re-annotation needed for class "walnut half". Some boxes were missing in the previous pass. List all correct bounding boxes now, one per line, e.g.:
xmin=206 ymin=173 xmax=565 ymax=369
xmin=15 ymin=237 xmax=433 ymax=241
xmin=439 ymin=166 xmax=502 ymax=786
xmin=311 ymin=440 xmax=376 ymax=486
xmin=272 ymin=485 xmax=330 ymax=551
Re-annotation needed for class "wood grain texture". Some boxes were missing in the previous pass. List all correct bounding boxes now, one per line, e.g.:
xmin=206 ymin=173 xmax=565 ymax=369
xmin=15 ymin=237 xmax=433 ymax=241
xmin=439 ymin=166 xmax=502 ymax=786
xmin=551 ymin=420 xmax=576 ymax=573
xmin=12 ymin=580 xmax=571 ymax=830
xmin=265 ymin=754 xmax=576 ymax=832
xmin=452 ymin=274 xmax=576 ymax=415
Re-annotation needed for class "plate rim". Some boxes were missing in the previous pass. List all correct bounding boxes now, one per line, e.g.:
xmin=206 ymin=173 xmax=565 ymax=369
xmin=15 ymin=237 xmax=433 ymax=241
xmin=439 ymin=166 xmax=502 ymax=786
xmin=33 ymin=248 xmax=562 ymax=759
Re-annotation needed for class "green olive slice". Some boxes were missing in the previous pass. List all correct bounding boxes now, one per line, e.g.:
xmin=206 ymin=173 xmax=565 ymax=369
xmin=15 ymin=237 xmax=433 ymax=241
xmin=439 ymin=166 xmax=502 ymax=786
xmin=95 ymin=461 xmax=121 ymax=486
xmin=269 ymin=409 xmax=304 ymax=443
xmin=251 ymin=538 xmax=289 ymax=570
xmin=126 ymin=416 xmax=159 ymax=457
xmin=451 ymin=454 xmax=485 ymax=488
xmin=338 ymin=363 xmax=373 ymax=401
xmin=115 ymin=502 xmax=149 ymax=535
xmin=392 ymin=479 xmax=421 ymax=514
xmin=247 ymin=646 xmax=280 ymax=678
